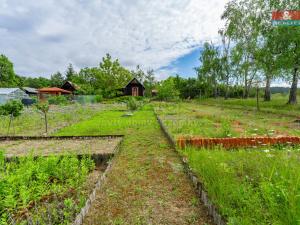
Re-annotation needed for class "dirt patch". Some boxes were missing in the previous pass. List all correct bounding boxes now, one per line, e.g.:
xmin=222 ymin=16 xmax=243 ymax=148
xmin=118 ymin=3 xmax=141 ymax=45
xmin=0 ymin=138 xmax=122 ymax=157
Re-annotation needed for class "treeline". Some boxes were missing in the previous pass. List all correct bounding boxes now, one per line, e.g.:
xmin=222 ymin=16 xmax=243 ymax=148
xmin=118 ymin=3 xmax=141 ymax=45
xmin=0 ymin=54 xmax=156 ymax=98
xmin=194 ymin=0 xmax=300 ymax=104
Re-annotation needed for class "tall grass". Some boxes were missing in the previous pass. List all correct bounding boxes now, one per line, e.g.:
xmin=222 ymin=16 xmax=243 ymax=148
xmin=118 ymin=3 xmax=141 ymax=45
xmin=181 ymin=146 xmax=300 ymax=225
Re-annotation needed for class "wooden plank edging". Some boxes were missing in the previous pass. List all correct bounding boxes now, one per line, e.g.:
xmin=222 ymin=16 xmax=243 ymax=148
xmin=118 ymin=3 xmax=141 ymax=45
xmin=154 ymin=112 xmax=227 ymax=225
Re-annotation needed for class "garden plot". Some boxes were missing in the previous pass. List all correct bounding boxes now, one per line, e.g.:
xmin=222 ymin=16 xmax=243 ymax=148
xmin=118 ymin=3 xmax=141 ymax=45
xmin=0 ymin=136 xmax=122 ymax=224
xmin=155 ymin=102 xmax=300 ymax=139
xmin=0 ymin=137 xmax=122 ymax=158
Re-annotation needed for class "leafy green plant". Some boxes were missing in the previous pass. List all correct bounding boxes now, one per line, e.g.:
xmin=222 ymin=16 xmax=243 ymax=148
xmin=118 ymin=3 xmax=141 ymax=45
xmin=0 ymin=153 xmax=95 ymax=224
xmin=95 ymin=94 xmax=103 ymax=103
xmin=48 ymin=95 xmax=69 ymax=105
xmin=127 ymin=97 xmax=139 ymax=111
xmin=0 ymin=100 xmax=23 ymax=135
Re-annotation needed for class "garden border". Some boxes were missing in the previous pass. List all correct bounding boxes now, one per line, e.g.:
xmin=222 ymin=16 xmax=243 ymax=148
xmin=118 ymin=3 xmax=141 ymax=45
xmin=177 ymin=136 xmax=300 ymax=149
xmin=155 ymin=113 xmax=227 ymax=225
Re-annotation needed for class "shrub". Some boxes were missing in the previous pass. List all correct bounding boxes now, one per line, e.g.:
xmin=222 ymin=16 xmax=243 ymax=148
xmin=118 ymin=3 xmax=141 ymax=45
xmin=127 ymin=97 xmax=139 ymax=111
xmin=95 ymin=95 xmax=103 ymax=103
xmin=0 ymin=100 xmax=23 ymax=135
xmin=48 ymin=95 xmax=69 ymax=105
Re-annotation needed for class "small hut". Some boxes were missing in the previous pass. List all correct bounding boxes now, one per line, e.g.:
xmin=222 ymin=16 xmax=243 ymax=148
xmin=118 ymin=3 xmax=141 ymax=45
xmin=38 ymin=87 xmax=72 ymax=101
xmin=122 ymin=78 xmax=145 ymax=97
xmin=61 ymin=81 xmax=78 ymax=94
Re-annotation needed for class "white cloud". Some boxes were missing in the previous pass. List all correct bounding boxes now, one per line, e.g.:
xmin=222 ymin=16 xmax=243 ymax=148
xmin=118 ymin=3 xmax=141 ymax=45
xmin=0 ymin=0 xmax=228 ymax=78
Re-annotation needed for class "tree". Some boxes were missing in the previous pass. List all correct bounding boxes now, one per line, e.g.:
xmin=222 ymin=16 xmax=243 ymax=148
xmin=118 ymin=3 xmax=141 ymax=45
xmin=50 ymin=72 xmax=65 ymax=87
xmin=143 ymin=69 xmax=156 ymax=97
xmin=157 ymin=77 xmax=180 ymax=101
xmin=65 ymin=63 xmax=76 ymax=81
xmin=35 ymin=102 xmax=50 ymax=134
xmin=0 ymin=54 xmax=17 ymax=87
xmin=196 ymin=42 xmax=222 ymax=98
xmin=0 ymin=100 xmax=23 ymax=135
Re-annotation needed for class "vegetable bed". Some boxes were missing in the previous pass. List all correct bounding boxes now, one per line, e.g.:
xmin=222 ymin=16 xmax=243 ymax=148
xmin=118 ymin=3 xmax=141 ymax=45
xmin=0 ymin=152 xmax=105 ymax=224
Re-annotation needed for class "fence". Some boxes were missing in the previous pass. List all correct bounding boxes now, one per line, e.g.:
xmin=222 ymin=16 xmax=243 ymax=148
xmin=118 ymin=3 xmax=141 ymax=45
xmin=177 ymin=136 xmax=300 ymax=149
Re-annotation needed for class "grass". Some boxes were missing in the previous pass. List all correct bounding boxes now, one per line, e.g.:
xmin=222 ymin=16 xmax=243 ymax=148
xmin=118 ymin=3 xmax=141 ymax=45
xmin=154 ymin=101 xmax=300 ymax=139
xmin=0 ymin=103 xmax=123 ymax=136
xmin=0 ymin=153 xmax=96 ymax=224
xmin=181 ymin=146 xmax=300 ymax=225
xmin=56 ymin=105 xmax=212 ymax=224
xmin=200 ymin=94 xmax=300 ymax=117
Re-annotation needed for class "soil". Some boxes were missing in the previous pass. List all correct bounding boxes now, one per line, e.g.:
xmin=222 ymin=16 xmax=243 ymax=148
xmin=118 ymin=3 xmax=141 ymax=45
xmin=0 ymin=138 xmax=122 ymax=157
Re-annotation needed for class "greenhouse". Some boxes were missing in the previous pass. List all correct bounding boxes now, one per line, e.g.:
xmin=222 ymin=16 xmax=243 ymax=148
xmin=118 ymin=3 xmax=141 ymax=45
xmin=0 ymin=88 xmax=29 ymax=105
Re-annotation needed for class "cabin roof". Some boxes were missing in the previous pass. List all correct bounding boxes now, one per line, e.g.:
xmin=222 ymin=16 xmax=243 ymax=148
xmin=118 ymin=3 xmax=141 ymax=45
xmin=38 ymin=87 xmax=72 ymax=94
xmin=124 ymin=78 xmax=145 ymax=89
xmin=0 ymin=88 xmax=20 ymax=95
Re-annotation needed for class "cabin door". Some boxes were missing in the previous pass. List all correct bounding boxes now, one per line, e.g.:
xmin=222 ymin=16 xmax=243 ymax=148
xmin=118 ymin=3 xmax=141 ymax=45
xmin=132 ymin=87 xmax=139 ymax=96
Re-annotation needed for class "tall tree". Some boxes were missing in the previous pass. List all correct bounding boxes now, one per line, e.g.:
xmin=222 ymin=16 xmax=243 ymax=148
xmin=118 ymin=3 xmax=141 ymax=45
xmin=196 ymin=42 xmax=222 ymax=98
xmin=0 ymin=54 xmax=17 ymax=87
xmin=143 ymin=69 xmax=156 ymax=97
xmin=65 ymin=63 xmax=76 ymax=81
xmin=50 ymin=72 xmax=65 ymax=87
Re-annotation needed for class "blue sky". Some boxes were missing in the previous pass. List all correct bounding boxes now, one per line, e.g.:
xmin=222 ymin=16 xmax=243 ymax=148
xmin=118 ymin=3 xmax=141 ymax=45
xmin=161 ymin=48 xmax=202 ymax=78
xmin=0 ymin=0 xmax=228 ymax=80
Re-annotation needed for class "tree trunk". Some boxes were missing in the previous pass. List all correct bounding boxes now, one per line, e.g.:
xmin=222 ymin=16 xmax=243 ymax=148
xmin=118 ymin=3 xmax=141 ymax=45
xmin=44 ymin=113 xmax=48 ymax=134
xmin=243 ymin=74 xmax=248 ymax=99
xmin=288 ymin=68 xmax=298 ymax=105
xmin=224 ymin=76 xmax=229 ymax=100
xmin=264 ymin=76 xmax=271 ymax=101
xmin=7 ymin=114 xmax=13 ymax=136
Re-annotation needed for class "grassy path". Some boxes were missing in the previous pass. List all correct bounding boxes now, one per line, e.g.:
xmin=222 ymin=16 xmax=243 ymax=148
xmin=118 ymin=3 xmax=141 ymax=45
xmin=57 ymin=106 xmax=211 ymax=225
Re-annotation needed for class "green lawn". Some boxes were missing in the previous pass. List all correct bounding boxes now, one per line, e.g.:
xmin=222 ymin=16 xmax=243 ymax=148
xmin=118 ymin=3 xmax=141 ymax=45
xmin=0 ymin=103 xmax=123 ymax=136
xmin=154 ymin=101 xmax=300 ymax=139
xmin=57 ymin=105 xmax=212 ymax=224
xmin=181 ymin=146 xmax=300 ymax=225
xmin=200 ymin=94 xmax=300 ymax=117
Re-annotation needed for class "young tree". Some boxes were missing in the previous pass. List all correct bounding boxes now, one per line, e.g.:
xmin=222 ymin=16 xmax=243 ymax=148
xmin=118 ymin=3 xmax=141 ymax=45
xmin=35 ymin=102 xmax=50 ymax=134
xmin=0 ymin=100 xmax=23 ymax=135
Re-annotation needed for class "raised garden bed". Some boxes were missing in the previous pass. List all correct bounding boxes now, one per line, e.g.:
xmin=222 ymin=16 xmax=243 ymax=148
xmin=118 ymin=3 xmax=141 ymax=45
xmin=0 ymin=135 xmax=123 ymax=224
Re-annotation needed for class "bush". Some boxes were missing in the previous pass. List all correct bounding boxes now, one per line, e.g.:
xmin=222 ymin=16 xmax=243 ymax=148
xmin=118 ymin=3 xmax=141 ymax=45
xmin=0 ymin=100 xmax=23 ymax=116
xmin=95 ymin=95 xmax=103 ymax=103
xmin=127 ymin=97 xmax=139 ymax=111
xmin=48 ymin=95 xmax=69 ymax=105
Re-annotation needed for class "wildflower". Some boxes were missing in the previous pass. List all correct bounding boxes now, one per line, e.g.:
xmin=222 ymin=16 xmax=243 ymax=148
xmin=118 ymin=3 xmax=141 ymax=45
xmin=264 ymin=149 xmax=270 ymax=153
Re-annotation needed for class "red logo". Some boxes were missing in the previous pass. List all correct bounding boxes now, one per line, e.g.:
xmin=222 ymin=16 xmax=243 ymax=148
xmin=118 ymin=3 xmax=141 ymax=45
xmin=272 ymin=10 xmax=300 ymax=20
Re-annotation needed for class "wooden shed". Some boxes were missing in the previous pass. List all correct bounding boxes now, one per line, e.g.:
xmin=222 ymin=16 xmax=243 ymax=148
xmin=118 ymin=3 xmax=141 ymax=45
xmin=123 ymin=78 xmax=145 ymax=97
xmin=61 ymin=81 xmax=78 ymax=94
xmin=38 ymin=87 xmax=72 ymax=100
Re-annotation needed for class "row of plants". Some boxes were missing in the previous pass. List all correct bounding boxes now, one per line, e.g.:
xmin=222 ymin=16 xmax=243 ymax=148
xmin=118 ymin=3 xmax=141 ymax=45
xmin=0 ymin=152 xmax=95 ymax=224
xmin=181 ymin=146 xmax=300 ymax=225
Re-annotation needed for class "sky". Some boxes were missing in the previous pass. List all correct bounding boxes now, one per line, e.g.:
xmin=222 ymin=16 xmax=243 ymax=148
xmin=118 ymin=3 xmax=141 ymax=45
xmin=0 ymin=0 xmax=228 ymax=80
